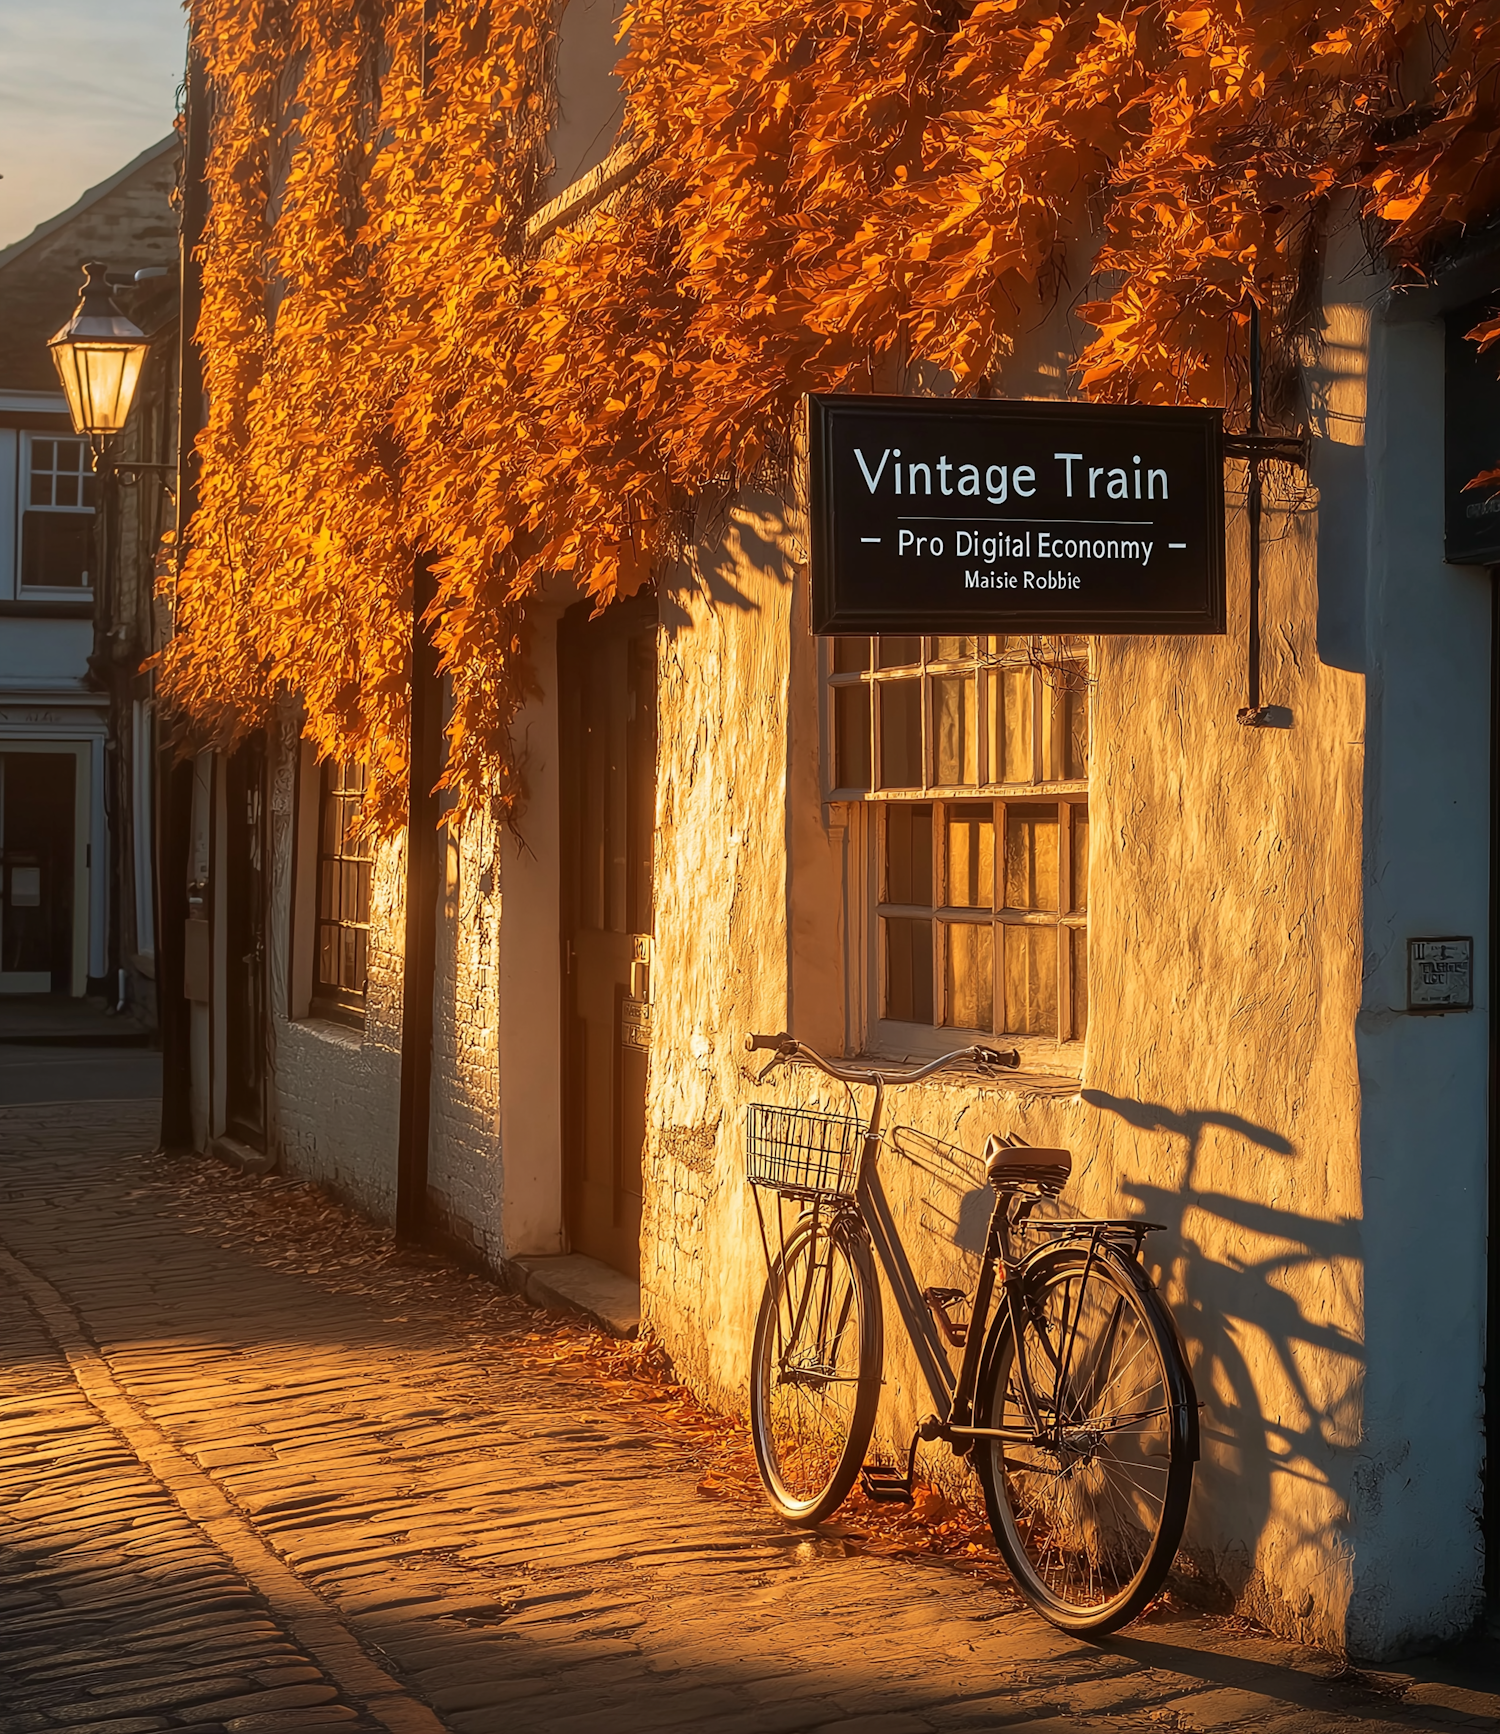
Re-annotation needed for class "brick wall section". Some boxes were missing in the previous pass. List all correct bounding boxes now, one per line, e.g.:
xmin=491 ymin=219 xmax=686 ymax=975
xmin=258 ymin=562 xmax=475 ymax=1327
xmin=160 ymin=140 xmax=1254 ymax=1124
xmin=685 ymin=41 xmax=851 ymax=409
xmin=262 ymin=716 xmax=507 ymax=1254
xmin=425 ymin=811 xmax=506 ymax=1264
xmin=265 ymin=716 xmax=402 ymax=1222
xmin=0 ymin=141 xmax=180 ymax=390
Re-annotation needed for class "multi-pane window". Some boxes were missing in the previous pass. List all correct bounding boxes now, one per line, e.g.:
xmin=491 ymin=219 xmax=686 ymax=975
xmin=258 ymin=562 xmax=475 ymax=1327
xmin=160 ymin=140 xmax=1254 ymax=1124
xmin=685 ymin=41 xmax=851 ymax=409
xmin=21 ymin=436 xmax=95 ymax=591
xmin=830 ymin=637 xmax=1089 ymax=1048
xmin=313 ymin=760 xmax=372 ymax=1022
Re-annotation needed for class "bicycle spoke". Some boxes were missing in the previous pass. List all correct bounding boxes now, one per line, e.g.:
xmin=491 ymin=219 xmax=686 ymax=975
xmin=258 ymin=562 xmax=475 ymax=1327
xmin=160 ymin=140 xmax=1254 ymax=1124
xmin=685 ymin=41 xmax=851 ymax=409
xmin=752 ymin=1217 xmax=877 ymax=1519
xmin=976 ymin=1248 xmax=1191 ymax=1627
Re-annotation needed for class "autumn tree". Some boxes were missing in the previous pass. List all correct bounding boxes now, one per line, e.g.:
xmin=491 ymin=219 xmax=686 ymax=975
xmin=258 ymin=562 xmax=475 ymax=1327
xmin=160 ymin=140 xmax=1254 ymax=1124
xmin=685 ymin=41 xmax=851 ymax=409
xmin=162 ymin=0 xmax=1500 ymax=820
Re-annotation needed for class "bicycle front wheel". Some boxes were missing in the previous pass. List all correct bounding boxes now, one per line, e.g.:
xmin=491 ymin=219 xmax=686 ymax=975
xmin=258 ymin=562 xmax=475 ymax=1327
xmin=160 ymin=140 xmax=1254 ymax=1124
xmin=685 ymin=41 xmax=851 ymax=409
xmin=749 ymin=1211 xmax=882 ymax=1525
xmin=974 ymin=1245 xmax=1196 ymax=1634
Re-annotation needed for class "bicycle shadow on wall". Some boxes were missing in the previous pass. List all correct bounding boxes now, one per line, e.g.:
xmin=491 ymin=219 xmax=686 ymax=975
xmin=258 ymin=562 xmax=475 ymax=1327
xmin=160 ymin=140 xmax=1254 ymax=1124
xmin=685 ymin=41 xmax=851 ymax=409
xmin=1080 ymin=1087 xmax=1364 ymax=1622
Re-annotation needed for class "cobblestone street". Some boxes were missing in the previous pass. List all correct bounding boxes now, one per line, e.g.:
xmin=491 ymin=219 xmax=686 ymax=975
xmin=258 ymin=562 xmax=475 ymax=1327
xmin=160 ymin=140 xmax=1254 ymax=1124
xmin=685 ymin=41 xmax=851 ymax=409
xmin=3 ymin=1100 xmax=1499 ymax=1734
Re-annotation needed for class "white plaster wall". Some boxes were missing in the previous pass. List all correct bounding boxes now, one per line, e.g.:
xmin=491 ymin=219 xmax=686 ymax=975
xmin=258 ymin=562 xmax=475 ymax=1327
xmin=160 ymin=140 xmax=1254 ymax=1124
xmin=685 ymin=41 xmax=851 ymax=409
xmin=1345 ymin=306 xmax=1490 ymax=1654
xmin=0 ymin=619 xmax=92 ymax=687
xmin=636 ymin=220 xmax=1491 ymax=1659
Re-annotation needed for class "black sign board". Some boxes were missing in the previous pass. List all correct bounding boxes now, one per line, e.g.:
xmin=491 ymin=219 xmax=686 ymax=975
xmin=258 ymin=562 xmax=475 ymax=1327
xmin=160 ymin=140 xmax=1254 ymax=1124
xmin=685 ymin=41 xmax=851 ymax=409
xmin=809 ymin=394 xmax=1226 ymax=635
xmin=1445 ymin=298 xmax=1500 ymax=566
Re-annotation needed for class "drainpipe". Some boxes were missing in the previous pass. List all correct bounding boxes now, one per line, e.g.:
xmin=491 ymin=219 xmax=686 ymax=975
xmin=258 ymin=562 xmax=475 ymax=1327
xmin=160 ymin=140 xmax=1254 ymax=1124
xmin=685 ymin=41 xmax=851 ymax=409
xmin=157 ymin=36 xmax=209 ymax=1154
xmin=396 ymin=556 xmax=441 ymax=1241
xmin=1487 ymin=567 xmax=1500 ymax=1607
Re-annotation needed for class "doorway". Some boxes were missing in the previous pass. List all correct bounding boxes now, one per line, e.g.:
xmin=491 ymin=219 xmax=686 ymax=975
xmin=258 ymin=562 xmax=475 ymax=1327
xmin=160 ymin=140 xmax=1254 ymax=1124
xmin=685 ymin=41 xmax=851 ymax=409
xmin=0 ymin=753 xmax=77 ymax=994
xmin=223 ymin=737 xmax=268 ymax=1149
xmin=559 ymin=595 xmax=658 ymax=1278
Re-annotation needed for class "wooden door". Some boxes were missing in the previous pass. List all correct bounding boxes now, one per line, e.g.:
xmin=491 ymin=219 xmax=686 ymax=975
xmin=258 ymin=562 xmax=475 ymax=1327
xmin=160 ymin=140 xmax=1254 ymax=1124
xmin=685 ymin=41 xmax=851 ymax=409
xmin=0 ymin=753 xmax=76 ymax=994
xmin=224 ymin=737 xmax=268 ymax=1148
xmin=560 ymin=596 xmax=657 ymax=1277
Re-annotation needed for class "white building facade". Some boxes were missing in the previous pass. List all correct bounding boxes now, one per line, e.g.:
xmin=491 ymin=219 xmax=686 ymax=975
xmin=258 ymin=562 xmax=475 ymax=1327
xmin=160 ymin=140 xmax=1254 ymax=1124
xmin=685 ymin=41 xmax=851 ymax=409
xmin=0 ymin=138 xmax=179 ymax=1006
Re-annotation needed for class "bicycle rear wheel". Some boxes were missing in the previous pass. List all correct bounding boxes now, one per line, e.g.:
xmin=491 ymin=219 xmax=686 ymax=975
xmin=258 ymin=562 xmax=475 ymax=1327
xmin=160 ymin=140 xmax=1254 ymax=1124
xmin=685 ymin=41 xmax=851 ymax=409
xmin=974 ymin=1244 xmax=1196 ymax=1634
xmin=749 ymin=1211 xmax=882 ymax=1525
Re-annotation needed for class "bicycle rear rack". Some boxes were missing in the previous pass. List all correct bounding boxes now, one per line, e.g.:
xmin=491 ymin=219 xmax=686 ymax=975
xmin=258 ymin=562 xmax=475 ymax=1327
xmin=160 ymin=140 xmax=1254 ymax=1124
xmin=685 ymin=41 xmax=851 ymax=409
xmin=922 ymin=1285 xmax=969 ymax=1347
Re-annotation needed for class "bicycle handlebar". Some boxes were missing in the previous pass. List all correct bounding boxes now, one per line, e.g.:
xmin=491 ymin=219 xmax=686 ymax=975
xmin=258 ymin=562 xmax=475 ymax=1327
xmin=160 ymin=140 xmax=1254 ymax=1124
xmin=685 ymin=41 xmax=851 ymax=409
xmin=745 ymin=1032 xmax=1019 ymax=1085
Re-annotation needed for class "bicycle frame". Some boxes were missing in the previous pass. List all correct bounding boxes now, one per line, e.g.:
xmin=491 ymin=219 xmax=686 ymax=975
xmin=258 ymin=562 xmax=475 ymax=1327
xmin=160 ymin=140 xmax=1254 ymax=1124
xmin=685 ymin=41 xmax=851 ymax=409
xmin=749 ymin=1034 xmax=1161 ymax=1458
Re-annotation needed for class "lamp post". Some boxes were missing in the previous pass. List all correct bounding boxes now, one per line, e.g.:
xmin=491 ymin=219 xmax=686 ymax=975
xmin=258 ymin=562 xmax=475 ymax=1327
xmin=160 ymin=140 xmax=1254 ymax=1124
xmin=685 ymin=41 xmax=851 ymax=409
xmin=47 ymin=261 xmax=153 ymax=447
xmin=44 ymin=260 xmax=173 ymax=1030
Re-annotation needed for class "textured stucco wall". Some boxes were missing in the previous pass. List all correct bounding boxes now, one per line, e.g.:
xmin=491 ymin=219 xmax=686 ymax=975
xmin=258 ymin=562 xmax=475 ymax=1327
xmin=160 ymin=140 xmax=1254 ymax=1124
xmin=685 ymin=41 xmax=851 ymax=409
xmin=637 ymin=218 xmax=1490 ymax=1659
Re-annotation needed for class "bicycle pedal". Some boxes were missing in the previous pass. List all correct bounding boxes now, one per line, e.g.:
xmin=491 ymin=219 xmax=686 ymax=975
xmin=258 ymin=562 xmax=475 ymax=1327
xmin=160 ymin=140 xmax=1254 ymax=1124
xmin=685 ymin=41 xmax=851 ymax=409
xmin=860 ymin=1462 xmax=914 ymax=1504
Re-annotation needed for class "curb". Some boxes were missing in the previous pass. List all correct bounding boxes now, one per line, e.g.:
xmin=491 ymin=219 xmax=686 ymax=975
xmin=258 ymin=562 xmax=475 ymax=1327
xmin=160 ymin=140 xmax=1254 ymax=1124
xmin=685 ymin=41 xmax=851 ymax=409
xmin=506 ymin=1252 xmax=642 ymax=1339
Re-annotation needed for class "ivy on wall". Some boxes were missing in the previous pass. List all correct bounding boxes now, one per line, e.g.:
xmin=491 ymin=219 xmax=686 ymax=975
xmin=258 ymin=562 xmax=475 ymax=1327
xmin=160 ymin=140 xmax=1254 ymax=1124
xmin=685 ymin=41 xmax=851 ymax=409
xmin=162 ymin=0 xmax=1500 ymax=823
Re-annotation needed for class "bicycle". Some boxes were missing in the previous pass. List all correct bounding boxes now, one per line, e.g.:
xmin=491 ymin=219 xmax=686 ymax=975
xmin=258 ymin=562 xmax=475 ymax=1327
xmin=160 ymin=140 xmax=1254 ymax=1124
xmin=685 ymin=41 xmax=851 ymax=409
xmin=742 ymin=1031 xmax=1199 ymax=1636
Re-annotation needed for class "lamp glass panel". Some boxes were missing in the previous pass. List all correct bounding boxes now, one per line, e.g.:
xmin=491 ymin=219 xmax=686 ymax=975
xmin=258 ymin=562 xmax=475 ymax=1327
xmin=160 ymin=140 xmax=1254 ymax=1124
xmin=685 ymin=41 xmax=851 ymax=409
xmin=82 ymin=346 xmax=127 ymax=428
xmin=51 ymin=339 xmax=148 ymax=434
xmin=52 ymin=346 xmax=88 ymax=433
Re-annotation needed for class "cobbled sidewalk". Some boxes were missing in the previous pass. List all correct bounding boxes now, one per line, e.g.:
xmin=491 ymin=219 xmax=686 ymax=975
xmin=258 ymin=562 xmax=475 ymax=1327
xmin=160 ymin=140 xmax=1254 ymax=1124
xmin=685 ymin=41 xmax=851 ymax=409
xmin=3 ymin=1102 xmax=1499 ymax=1734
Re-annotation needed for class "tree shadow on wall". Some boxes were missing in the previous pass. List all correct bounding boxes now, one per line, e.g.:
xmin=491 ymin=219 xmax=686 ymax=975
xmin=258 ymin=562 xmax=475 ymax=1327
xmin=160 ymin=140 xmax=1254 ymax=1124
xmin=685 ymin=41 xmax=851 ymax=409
xmin=1080 ymin=1087 xmax=1363 ymax=1619
xmin=658 ymin=498 xmax=792 ymax=638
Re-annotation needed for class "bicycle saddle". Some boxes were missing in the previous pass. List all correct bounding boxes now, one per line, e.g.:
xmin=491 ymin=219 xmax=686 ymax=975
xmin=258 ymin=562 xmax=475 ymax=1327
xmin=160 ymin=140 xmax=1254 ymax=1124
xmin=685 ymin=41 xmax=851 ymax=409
xmin=983 ymin=1134 xmax=1072 ymax=1195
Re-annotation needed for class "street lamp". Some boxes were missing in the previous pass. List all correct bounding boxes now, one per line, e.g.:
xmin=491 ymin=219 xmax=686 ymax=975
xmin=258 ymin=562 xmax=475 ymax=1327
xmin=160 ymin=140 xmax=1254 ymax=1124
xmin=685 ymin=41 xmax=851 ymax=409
xmin=48 ymin=260 xmax=151 ymax=439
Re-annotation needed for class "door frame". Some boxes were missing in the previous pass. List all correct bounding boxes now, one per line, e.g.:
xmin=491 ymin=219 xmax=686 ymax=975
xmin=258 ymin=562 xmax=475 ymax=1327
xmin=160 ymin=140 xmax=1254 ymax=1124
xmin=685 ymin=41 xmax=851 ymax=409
xmin=1488 ymin=567 xmax=1499 ymax=1605
xmin=0 ymin=739 xmax=91 ymax=997
xmin=557 ymin=592 xmax=658 ymax=1272
xmin=212 ymin=737 xmax=269 ymax=1151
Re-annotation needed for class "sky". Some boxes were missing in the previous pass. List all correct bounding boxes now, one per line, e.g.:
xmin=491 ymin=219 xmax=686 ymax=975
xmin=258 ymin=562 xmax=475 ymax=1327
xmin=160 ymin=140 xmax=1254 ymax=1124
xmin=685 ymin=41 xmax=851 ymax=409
xmin=0 ymin=0 xmax=186 ymax=250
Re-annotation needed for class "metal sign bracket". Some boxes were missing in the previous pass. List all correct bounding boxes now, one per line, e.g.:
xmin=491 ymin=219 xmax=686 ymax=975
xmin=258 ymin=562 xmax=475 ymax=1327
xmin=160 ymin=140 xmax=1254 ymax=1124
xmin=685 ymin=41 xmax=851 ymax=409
xmin=1235 ymin=302 xmax=1309 ymax=728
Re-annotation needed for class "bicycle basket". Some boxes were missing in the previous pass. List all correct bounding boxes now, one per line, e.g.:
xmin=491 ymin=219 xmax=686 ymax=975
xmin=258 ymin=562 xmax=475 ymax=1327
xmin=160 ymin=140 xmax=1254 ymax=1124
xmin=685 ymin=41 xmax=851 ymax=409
xmin=745 ymin=1103 xmax=864 ymax=1200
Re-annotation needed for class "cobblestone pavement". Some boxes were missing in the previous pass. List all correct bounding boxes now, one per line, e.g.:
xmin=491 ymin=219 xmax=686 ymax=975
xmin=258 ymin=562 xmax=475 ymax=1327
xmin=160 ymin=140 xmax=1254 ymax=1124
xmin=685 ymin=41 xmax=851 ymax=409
xmin=3 ymin=1102 xmax=1499 ymax=1734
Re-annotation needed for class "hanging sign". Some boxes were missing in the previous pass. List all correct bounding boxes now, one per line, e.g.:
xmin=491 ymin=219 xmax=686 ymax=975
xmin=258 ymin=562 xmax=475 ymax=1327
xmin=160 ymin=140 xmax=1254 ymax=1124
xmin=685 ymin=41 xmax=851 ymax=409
xmin=809 ymin=394 xmax=1226 ymax=635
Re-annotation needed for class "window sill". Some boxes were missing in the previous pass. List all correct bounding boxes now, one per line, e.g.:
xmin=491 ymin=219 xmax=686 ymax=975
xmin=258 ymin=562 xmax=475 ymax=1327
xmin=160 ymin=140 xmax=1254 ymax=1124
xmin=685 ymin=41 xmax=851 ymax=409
xmin=827 ymin=782 xmax=1087 ymax=805
xmin=0 ymin=598 xmax=93 ymax=618
xmin=524 ymin=141 xmax=644 ymax=244
xmin=861 ymin=1022 xmax=1084 ymax=1085
xmin=295 ymin=1010 xmax=365 ymax=1049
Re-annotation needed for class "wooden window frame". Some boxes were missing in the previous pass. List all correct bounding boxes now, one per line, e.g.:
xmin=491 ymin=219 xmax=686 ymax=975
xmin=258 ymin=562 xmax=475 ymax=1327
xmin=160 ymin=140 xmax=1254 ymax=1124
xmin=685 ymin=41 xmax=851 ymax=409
xmin=311 ymin=758 xmax=371 ymax=1027
xmin=826 ymin=637 xmax=1090 ymax=1073
xmin=19 ymin=432 xmax=95 ymax=597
